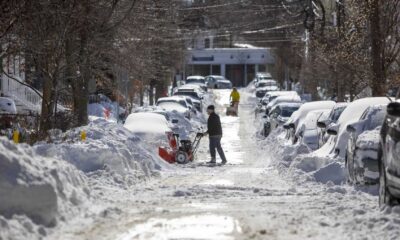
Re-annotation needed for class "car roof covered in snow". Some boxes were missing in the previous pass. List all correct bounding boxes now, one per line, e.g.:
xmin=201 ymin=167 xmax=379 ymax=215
xmin=157 ymin=101 xmax=188 ymax=113
xmin=186 ymin=76 xmax=205 ymax=80
xmin=124 ymin=112 xmax=171 ymax=134
xmin=291 ymin=101 xmax=336 ymax=128
xmin=267 ymin=95 xmax=302 ymax=109
xmin=265 ymin=91 xmax=298 ymax=98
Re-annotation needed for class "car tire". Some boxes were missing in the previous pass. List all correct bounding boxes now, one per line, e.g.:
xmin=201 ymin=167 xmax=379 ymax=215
xmin=379 ymin=158 xmax=395 ymax=207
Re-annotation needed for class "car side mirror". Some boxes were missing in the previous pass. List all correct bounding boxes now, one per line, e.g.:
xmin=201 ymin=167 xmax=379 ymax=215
xmin=326 ymin=125 xmax=337 ymax=135
xmin=387 ymin=102 xmax=400 ymax=117
xmin=346 ymin=124 xmax=356 ymax=133
xmin=172 ymin=119 xmax=179 ymax=124
xmin=317 ymin=121 xmax=326 ymax=128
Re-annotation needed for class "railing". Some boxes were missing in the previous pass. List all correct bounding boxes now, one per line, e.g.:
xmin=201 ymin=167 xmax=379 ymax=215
xmin=1 ymin=74 xmax=42 ymax=113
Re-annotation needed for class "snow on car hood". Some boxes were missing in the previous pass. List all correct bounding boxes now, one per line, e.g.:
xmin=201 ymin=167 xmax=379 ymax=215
xmin=158 ymin=102 xmax=188 ymax=114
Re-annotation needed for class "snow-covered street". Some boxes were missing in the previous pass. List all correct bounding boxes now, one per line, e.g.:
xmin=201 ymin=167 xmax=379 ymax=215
xmin=41 ymin=90 xmax=400 ymax=240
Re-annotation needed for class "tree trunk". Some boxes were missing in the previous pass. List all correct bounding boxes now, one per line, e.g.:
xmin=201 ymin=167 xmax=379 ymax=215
xmin=39 ymin=71 xmax=54 ymax=135
xmin=370 ymin=0 xmax=386 ymax=96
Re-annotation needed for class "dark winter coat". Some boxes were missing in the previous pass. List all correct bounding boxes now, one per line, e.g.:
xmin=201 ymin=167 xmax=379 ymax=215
xmin=207 ymin=112 xmax=223 ymax=137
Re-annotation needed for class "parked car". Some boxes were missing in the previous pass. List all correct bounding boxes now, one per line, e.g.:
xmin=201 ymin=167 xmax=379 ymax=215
xmin=261 ymin=91 xmax=299 ymax=106
xmin=379 ymin=101 xmax=400 ymax=206
xmin=156 ymin=99 xmax=191 ymax=119
xmin=0 ymin=97 xmax=17 ymax=114
xmin=174 ymin=88 xmax=204 ymax=111
xmin=266 ymin=95 xmax=302 ymax=115
xmin=124 ymin=112 xmax=173 ymax=141
xmin=283 ymin=101 xmax=336 ymax=144
xmin=255 ymin=80 xmax=279 ymax=98
xmin=205 ymin=75 xmax=233 ymax=89
xmin=185 ymin=76 xmax=207 ymax=92
xmin=296 ymin=109 xmax=330 ymax=150
xmin=345 ymin=105 xmax=387 ymax=184
xmin=262 ymin=102 xmax=302 ymax=137
xmin=317 ymin=103 xmax=348 ymax=147
xmin=255 ymin=72 xmax=273 ymax=83
xmin=325 ymin=97 xmax=391 ymax=158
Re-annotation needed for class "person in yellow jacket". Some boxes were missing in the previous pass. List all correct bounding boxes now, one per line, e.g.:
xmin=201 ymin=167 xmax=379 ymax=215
xmin=230 ymin=87 xmax=240 ymax=115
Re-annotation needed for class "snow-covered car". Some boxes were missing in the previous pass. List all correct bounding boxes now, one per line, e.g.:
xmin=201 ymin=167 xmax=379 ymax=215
xmin=262 ymin=102 xmax=302 ymax=137
xmin=345 ymin=105 xmax=387 ymax=184
xmin=255 ymin=84 xmax=279 ymax=98
xmin=317 ymin=103 xmax=348 ymax=147
xmin=185 ymin=76 xmax=207 ymax=92
xmin=379 ymin=101 xmax=400 ymax=206
xmin=156 ymin=100 xmax=191 ymax=119
xmin=296 ymin=109 xmax=331 ymax=150
xmin=0 ymin=97 xmax=17 ymax=114
xmin=261 ymin=91 xmax=299 ymax=106
xmin=173 ymin=89 xmax=203 ymax=111
xmin=255 ymin=72 xmax=273 ymax=83
xmin=124 ymin=112 xmax=173 ymax=146
xmin=205 ymin=75 xmax=233 ymax=89
xmin=325 ymin=97 xmax=392 ymax=158
xmin=265 ymin=95 xmax=302 ymax=115
xmin=283 ymin=101 xmax=336 ymax=144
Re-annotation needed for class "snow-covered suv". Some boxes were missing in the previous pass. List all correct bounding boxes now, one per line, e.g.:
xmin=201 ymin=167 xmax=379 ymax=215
xmin=345 ymin=105 xmax=387 ymax=184
xmin=379 ymin=101 xmax=400 ymax=206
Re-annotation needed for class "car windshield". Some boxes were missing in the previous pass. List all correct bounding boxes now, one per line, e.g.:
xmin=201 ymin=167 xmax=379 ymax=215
xmin=269 ymin=96 xmax=278 ymax=102
xmin=186 ymin=78 xmax=205 ymax=84
xmin=174 ymin=91 xmax=200 ymax=100
xmin=367 ymin=108 xmax=386 ymax=130
xmin=259 ymin=76 xmax=272 ymax=80
xmin=330 ymin=106 xmax=346 ymax=122
xmin=281 ymin=107 xmax=300 ymax=117
xmin=157 ymin=99 xmax=187 ymax=108
xmin=258 ymin=81 xmax=277 ymax=87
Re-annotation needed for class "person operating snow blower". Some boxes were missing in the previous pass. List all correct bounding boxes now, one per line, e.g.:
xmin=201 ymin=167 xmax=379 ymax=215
xmin=226 ymin=87 xmax=240 ymax=116
xmin=199 ymin=105 xmax=227 ymax=165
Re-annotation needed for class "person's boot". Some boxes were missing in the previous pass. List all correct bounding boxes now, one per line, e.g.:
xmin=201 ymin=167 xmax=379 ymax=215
xmin=207 ymin=158 xmax=216 ymax=164
xmin=221 ymin=160 xmax=227 ymax=165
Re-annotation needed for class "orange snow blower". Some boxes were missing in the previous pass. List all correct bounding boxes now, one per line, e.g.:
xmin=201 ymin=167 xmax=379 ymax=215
xmin=159 ymin=132 xmax=203 ymax=164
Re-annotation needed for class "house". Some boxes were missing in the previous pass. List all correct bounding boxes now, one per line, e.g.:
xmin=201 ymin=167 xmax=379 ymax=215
xmin=185 ymin=32 xmax=275 ymax=86
xmin=1 ymin=52 xmax=42 ymax=114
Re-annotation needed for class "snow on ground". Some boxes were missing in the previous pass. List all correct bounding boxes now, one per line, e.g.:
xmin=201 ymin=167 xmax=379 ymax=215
xmin=2 ymin=89 xmax=400 ymax=240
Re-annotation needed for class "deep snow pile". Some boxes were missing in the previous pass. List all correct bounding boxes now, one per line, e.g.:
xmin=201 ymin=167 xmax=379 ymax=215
xmin=257 ymin=122 xmax=346 ymax=185
xmin=0 ymin=138 xmax=90 ymax=239
xmin=35 ymin=118 xmax=170 ymax=184
xmin=0 ymin=118 xmax=172 ymax=240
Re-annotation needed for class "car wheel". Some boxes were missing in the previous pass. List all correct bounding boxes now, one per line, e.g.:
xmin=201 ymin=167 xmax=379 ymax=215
xmin=379 ymin=158 xmax=394 ymax=207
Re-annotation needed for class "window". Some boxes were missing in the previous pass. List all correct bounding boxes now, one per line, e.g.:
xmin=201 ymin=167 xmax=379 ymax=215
xmin=204 ymin=38 xmax=210 ymax=48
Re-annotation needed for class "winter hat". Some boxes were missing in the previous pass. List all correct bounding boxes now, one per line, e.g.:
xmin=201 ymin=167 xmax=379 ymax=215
xmin=207 ymin=105 xmax=215 ymax=110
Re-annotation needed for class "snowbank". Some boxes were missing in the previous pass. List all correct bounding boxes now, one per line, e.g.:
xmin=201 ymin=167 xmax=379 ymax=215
xmin=35 ymin=118 xmax=170 ymax=183
xmin=260 ymin=127 xmax=347 ymax=185
xmin=0 ymin=138 xmax=89 ymax=227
